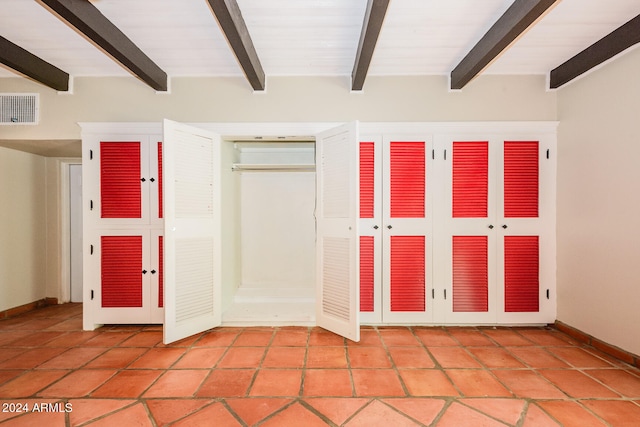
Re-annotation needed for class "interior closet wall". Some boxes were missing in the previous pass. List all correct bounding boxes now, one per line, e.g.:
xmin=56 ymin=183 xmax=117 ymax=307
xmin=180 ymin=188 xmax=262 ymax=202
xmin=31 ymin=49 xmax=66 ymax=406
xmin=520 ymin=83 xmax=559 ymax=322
xmin=239 ymin=171 xmax=315 ymax=291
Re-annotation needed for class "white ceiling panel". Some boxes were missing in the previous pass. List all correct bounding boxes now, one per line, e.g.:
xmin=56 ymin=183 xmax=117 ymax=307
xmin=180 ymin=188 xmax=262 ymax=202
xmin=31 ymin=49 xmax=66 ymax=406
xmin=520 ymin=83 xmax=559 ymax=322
xmin=0 ymin=0 xmax=638 ymax=86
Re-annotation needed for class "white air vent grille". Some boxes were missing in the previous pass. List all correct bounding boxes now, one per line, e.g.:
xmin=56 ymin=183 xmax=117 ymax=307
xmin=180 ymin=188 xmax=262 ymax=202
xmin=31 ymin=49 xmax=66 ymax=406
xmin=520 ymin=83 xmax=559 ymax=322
xmin=0 ymin=94 xmax=39 ymax=125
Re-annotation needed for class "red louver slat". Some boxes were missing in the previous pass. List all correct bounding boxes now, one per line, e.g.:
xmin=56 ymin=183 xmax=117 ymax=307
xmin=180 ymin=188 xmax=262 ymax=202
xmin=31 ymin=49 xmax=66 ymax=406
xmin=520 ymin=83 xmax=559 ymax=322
xmin=504 ymin=236 xmax=539 ymax=312
xmin=504 ymin=141 xmax=538 ymax=218
xmin=452 ymin=236 xmax=488 ymax=312
xmin=452 ymin=141 xmax=488 ymax=218
xmin=100 ymin=142 xmax=142 ymax=218
xmin=359 ymin=236 xmax=374 ymax=312
xmin=390 ymin=142 xmax=425 ymax=218
xmin=158 ymin=141 xmax=164 ymax=219
xmin=101 ymin=235 xmax=142 ymax=308
xmin=359 ymin=142 xmax=375 ymax=219
xmin=158 ymin=235 xmax=164 ymax=308
xmin=390 ymin=236 xmax=425 ymax=312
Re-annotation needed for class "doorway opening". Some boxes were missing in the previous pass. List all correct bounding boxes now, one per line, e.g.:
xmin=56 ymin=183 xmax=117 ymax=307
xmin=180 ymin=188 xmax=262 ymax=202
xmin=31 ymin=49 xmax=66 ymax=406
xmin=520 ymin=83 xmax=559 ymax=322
xmin=219 ymin=137 xmax=317 ymax=325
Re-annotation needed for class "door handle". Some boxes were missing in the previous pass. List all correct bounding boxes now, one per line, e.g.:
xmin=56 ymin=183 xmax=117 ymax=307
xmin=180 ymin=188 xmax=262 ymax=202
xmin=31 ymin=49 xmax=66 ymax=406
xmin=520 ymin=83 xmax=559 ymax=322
xmin=502 ymin=224 xmax=508 ymax=229
xmin=373 ymin=225 xmax=379 ymax=230
xmin=387 ymin=225 xmax=392 ymax=229
xmin=488 ymin=224 xmax=494 ymax=229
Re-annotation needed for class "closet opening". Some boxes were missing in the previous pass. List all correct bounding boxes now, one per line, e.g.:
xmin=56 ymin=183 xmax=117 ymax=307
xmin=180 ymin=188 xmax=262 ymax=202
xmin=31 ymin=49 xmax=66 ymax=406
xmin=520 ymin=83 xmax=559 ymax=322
xmin=219 ymin=135 xmax=317 ymax=325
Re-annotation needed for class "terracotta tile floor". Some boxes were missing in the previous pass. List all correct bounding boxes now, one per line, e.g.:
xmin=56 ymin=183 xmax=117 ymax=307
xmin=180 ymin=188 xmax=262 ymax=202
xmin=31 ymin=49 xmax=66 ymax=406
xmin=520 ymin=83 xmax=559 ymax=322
xmin=1 ymin=304 xmax=640 ymax=426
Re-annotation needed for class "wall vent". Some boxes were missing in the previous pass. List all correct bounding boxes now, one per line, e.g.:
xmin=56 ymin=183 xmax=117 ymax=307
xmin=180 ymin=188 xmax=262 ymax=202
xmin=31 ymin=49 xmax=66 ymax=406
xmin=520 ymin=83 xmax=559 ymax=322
xmin=0 ymin=93 xmax=39 ymax=125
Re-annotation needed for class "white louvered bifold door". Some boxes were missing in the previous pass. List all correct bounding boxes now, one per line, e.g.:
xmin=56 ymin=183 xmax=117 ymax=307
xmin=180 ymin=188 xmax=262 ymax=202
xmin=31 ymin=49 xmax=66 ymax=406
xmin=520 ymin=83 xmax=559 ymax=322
xmin=316 ymin=122 xmax=360 ymax=342
xmin=162 ymin=120 xmax=222 ymax=344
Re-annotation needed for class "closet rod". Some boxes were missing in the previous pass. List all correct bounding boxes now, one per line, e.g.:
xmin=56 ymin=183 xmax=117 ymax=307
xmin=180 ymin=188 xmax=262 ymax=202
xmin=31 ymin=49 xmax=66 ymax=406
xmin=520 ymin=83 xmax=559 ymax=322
xmin=231 ymin=164 xmax=315 ymax=172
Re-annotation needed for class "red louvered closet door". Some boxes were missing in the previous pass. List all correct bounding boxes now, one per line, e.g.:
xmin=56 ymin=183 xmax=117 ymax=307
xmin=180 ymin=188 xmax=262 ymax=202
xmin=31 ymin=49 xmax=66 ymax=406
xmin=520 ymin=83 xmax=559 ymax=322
xmin=497 ymin=141 xmax=547 ymax=322
xmin=382 ymin=137 xmax=432 ymax=323
xmin=85 ymin=135 xmax=165 ymax=328
xmin=358 ymin=139 xmax=383 ymax=323
xmin=445 ymin=140 xmax=497 ymax=323
xmin=93 ymin=229 xmax=152 ymax=324
xmin=100 ymin=141 xmax=143 ymax=220
xmin=443 ymin=137 xmax=552 ymax=324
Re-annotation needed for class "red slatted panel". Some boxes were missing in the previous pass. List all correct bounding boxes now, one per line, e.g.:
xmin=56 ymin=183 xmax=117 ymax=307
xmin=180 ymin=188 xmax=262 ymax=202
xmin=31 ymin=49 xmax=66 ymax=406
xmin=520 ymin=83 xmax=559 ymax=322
xmin=504 ymin=141 xmax=538 ymax=218
xmin=100 ymin=142 xmax=142 ymax=218
xmin=452 ymin=141 xmax=488 ymax=218
xmin=101 ymin=235 xmax=142 ymax=308
xmin=158 ymin=235 xmax=164 ymax=308
xmin=359 ymin=236 xmax=374 ymax=312
xmin=390 ymin=236 xmax=425 ymax=311
xmin=158 ymin=141 xmax=163 ymax=219
xmin=390 ymin=141 xmax=425 ymax=218
xmin=452 ymin=236 xmax=488 ymax=312
xmin=359 ymin=141 xmax=375 ymax=218
xmin=504 ymin=236 xmax=539 ymax=312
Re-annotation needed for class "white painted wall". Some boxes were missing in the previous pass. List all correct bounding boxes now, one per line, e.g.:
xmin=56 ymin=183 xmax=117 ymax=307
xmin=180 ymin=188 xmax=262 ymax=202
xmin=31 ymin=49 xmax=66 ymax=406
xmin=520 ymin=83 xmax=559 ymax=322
xmin=557 ymin=46 xmax=640 ymax=355
xmin=0 ymin=75 xmax=557 ymax=141
xmin=0 ymin=147 xmax=47 ymax=311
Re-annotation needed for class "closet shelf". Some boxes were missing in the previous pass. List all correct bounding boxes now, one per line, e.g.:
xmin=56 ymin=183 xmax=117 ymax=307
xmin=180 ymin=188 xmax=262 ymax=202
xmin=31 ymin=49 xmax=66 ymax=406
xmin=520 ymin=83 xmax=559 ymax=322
xmin=232 ymin=163 xmax=316 ymax=172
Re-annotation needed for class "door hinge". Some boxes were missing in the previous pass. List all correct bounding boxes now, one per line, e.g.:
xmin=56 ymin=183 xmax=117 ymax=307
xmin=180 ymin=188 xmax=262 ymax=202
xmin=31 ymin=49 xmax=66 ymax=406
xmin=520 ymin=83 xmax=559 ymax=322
xmin=91 ymin=290 xmax=94 ymax=300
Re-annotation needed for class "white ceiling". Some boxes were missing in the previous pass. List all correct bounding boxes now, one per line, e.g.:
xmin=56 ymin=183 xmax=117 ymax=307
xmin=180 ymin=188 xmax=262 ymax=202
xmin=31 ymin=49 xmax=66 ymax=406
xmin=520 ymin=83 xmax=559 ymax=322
xmin=1 ymin=0 xmax=639 ymax=84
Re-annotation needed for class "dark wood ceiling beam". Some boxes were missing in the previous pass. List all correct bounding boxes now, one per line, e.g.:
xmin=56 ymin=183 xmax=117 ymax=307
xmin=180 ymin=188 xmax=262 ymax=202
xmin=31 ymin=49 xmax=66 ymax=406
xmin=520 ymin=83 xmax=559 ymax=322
xmin=550 ymin=14 xmax=640 ymax=89
xmin=450 ymin=0 xmax=559 ymax=90
xmin=351 ymin=0 xmax=390 ymax=91
xmin=38 ymin=0 xmax=168 ymax=91
xmin=206 ymin=0 xmax=265 ymax=91
xmin=0 ymin=36 xmax=69 ymax=91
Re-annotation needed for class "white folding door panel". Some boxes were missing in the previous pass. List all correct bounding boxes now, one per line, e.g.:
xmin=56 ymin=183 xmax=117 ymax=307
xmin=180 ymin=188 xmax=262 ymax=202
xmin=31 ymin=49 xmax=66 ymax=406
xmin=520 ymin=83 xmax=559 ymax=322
xmin=358 ymin=136 xmax=383 ymax=324
xmin=496 ymin=136 xmax=556 ymax=324
xmin=163 ymin=120 xmax=222 ymax=344
xmin=382 ymin=136 xmax=433 ymax=323
xmin=440 ymin=136 xmax=499 ymax=323
xmin=316 ymin=122 xmax=360 ymax=342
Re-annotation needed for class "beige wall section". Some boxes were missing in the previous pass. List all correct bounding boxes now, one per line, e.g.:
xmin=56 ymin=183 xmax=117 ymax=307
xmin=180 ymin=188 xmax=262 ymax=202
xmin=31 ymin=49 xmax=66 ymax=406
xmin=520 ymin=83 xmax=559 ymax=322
xmin=557 ymin=47 xmax=640 ymax=355
xmin=0 ymin=74 xmax=556 ymax=140
xmin=0 ymin=147 xmax=47 ymax=311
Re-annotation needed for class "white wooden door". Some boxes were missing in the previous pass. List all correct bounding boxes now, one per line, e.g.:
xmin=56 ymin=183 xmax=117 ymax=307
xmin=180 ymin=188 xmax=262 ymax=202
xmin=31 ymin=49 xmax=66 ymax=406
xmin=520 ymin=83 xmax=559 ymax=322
xmin=496 ymin=136 xmax=556 ymax=324
xmin=440 ymin=137 xmax=499 ymax=323
xmin=163 ymin=120 xmax=222 ymax=344
xmin=358 ymin=136 xmax=383 ymax=324
xmin=70 ymin=164 xmax=84 ymax=303
xmin=92 ymin=229 xmax=152 ymax=324
xmin=382 ymin=136 xmax=433 ymax=323
xmin=316 ymin=122 xmax=360 ymax=342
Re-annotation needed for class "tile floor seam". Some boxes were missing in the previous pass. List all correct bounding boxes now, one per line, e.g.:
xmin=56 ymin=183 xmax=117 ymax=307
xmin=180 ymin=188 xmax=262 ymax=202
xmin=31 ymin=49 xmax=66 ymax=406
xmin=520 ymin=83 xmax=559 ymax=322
xmin=379 ymin=327 xmax=410 ymax=397
xmin=338 ymin=398 xmax=376 ymax=426
xmin=377 ymin=397 xmax=432 ymax=426
xmin=298 ymin=398 xmax=342 ymax=427
xmin=218 ymin=398 xmax=249 ymax=427
xmin=456 ymin=398 xmax=523 ymax=427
